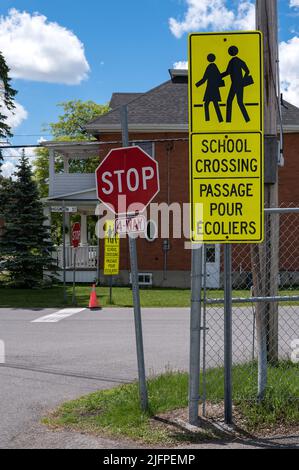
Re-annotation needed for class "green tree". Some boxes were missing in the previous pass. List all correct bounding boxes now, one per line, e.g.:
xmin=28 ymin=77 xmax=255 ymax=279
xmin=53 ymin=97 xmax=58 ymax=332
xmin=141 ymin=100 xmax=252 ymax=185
xmin=34 ymin=100 xmax=109 ymax=196
xmin=0 ymin=50 xmax=17 ymax=140
xmin=48 ymin=100 xmax=109 ymax=140
xmin=0 ymin=155 xmax=56 ymax=288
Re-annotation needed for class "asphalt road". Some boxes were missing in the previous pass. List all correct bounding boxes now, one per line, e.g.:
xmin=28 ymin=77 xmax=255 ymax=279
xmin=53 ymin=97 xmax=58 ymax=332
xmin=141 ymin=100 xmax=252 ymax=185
xmin=0 ymin=306 xmax=298 ymax=449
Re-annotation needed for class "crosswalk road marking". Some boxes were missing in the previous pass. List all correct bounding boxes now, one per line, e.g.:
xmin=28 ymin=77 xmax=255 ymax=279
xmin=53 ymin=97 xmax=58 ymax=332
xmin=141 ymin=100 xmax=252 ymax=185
xmin=32 ymin=308 xmax=86 ymax=323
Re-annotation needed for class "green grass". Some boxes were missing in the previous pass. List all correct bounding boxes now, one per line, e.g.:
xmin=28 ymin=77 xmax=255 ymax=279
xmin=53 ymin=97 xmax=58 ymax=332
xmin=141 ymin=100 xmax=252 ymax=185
xmin=202 ymin=361 xmax=299 ymax=429
xmin=43 ymin=371 xmax=209 ymax=445
xmin=0 ymin=285 xmax=298 ymax=308
xmin=43 ymin=362 xmax=299 ymax=445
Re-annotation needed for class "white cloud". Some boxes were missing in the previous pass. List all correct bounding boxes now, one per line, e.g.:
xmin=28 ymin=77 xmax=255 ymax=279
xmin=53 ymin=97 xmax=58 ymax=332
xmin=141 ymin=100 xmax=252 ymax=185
xmin=1 ymin=99 xmax=28 ymax=129
xmin=169 ymin=0 xmax=255 ymax=38
xmin=234 ymin=1 xmax=255 ymax=30
xmin=279 ymin=36 xmax=299 ymax=107
xmin=173 ymin=61 xmax=188 ymax=69
xmin=1 ymin=159 xmax=15 ymax=178
xmin=0 ymin=8 xmax=90 ymax=85
xmin=290 ymin=0 xmax=299 ymax=8
xmin=1 ymin=142 xmax=38 ymax=178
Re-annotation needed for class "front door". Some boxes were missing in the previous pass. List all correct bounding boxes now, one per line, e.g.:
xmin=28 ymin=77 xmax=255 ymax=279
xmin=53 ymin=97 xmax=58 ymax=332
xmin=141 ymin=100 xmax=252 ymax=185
xmin=204 ymin=245 xmax=220 ymax=288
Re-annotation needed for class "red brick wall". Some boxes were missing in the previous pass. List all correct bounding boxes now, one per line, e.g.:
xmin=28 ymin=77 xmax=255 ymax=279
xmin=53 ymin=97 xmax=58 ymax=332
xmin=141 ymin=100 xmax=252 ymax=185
xmin=279 ymin=133 xmax=299 ymax=205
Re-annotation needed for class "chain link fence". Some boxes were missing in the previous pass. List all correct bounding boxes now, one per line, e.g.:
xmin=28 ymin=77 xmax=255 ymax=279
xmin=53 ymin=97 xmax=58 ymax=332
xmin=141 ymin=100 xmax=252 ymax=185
xmin=199 ymin=207 xmax=299 ymax=418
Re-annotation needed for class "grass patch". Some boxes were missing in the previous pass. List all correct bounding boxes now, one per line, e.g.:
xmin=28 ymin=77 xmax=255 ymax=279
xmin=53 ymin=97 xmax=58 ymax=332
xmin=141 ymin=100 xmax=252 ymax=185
xmin=201 ymin=361 xmax=299 ymax=429
xmin=0 ymin=285 xmax=298 ymax=308
xmin=44 ymin=362 xmax=299 ymax=445
xmin=44 ymin=372 xmax=193 ymax=445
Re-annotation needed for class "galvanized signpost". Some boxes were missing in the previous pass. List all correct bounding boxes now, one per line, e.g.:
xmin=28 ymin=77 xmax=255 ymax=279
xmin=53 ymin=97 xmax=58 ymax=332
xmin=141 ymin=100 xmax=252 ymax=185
xmin=71 ymin=222 xmax=81 ymax=306
xmin=62 ymin=201 xmax=67 ymax=304
xmin=120 ymin=105 xmax=148 ymax=412
xmin=95 ymin=105 xmax=159 ymax=412
xmin=189 ymin=245 xmax=203 ymax=425
xmin=188 ymin=31 xmax=264 ymax=424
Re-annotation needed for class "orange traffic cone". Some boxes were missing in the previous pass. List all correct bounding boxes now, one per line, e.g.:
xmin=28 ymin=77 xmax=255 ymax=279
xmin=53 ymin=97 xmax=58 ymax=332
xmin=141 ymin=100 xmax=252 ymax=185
xmin=89 ymin=284 xmax=101 ymax=310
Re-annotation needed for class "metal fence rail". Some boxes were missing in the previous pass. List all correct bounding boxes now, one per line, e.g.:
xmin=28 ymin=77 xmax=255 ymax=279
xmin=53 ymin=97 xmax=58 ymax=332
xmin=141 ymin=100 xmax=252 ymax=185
xmin=199 ymin=206 xmax=299 ymax=418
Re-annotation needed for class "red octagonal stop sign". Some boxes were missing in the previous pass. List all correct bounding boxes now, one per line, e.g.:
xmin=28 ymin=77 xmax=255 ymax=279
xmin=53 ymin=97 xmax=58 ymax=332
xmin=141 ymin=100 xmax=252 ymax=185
xmin=95 ymin=146 xmax=159 ymax=215
xmin=71 ymin=222 xmax=81 ymax=248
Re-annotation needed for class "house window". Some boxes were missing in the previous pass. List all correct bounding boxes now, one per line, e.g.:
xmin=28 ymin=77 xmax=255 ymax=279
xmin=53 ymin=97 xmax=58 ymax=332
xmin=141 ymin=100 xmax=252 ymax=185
xmin=206 ymin=246 xmax=216 ymax=263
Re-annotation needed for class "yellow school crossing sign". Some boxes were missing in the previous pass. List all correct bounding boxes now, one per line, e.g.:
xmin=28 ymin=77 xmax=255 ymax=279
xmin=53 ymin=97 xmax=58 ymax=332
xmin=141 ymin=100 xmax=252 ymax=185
xmin=189 ymin=31 xmax=264 ymax=243
xmin=104 ymin=220 xmax=120 ymax=276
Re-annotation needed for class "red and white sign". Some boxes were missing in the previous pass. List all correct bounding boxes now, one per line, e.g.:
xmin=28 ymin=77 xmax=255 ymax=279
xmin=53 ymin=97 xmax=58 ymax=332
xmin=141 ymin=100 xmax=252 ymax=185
xmin=71 ymin=222 xmax=81 ymax=248
xmin=95 ymin=146 xmax=159 ymax=215
xmin=115 ymin=215 xmax=146 ymax=235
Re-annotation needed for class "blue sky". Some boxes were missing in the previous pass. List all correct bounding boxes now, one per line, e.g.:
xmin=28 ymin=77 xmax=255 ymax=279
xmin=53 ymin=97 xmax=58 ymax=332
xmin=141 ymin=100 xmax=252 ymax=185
xmin=0 ymin=0 xmax=299 ymax=173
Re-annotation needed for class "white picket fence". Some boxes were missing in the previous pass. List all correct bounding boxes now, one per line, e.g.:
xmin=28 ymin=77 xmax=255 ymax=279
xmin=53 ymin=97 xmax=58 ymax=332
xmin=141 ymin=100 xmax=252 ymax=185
xmin=54 ymin=246 xmax=98 ymax=269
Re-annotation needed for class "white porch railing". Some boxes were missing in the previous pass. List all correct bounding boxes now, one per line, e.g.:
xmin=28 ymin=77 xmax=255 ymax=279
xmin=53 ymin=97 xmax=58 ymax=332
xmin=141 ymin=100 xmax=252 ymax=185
xmin=49 ymin=173 xmax=95 ymax=198
xmin=54 ymin=246 xmax=98 ymax=269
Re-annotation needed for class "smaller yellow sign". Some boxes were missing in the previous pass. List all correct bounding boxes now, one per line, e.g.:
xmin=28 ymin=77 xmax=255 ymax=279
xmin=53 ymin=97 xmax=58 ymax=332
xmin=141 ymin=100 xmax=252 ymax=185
xmin=104 ymin=220 xmax=120 ymax=276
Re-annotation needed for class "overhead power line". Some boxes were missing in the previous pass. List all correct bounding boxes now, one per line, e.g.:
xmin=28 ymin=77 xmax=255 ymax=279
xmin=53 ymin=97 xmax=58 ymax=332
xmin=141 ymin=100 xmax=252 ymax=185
xmin=0 ymin=137 xmax=190 ymax=156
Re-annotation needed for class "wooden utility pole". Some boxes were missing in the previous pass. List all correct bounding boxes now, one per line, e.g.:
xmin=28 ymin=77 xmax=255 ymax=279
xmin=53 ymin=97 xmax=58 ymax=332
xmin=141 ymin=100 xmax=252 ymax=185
xmin=253 ymin=0 xmax=280 ymax=398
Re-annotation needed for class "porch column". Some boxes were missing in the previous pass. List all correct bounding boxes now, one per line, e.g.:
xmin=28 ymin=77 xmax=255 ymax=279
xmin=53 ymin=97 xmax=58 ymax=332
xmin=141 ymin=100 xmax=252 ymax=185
xmin=63 ymin=156 xmax=69 ymax=173
xmin=80 ymin=213 xmax=88 ymax=246
xmin=49 ymin=149 xmax=55 ymax=197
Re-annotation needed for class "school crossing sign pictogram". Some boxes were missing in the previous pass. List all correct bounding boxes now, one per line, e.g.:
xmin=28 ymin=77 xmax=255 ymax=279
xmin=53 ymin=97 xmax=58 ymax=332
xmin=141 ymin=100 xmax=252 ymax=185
xmin=189 ymin=31 xmax=264 ymax=243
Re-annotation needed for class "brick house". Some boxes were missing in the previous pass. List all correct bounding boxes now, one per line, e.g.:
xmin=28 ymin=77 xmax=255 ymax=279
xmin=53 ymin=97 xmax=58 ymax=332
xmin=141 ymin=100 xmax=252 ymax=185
xmin=43 ymin=69 xmax=299 ymax=287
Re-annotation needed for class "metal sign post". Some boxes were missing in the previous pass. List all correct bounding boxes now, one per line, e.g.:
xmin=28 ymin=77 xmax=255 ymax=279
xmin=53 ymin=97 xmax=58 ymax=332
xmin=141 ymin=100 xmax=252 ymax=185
xmin=71 ymin=222 xmax=81 ymax=306
xmin=72 ymin=248 xmax=77 ymax=305
xmin=121 ymin=105 xmax=149 ymax=412
xmin=224 ymin=244 xmax=233 ymax=424
xmin=128 ymin=230 xmax=149 ymax=412
xmin=109 ymin=275 xmax=113 ymax=304
xmin=62 ymin=201 xmax=67 ymax=304
xmin=189 ymin=245 xmax=203 ymax=425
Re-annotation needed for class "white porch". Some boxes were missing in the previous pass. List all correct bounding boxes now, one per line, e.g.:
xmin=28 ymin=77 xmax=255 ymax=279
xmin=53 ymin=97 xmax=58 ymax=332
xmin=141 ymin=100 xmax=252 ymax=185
xmin=41 ymin=140 xmax=104 ymax=283
xmin=55 ymin=245 xmax=98 ymax=269
xmin=44 ymin=140 xmax=100 ymax=199
xmin=52 ymin=246 xmax=98 ymax=283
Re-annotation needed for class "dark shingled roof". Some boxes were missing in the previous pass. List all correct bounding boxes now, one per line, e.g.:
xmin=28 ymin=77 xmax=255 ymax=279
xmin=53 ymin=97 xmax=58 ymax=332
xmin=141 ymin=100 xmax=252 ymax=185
xmin=85 ymin=80 xmax=188 ymax=130
xmin=281 ymin=100 xmax=299 ymax=126
xmin=85 ymin=78 xmax=299 ymax=131
xmin=109 ymin=93 xmax=142 ymax=109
